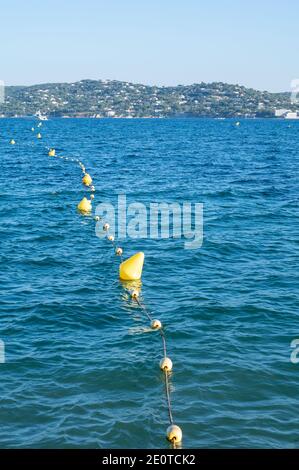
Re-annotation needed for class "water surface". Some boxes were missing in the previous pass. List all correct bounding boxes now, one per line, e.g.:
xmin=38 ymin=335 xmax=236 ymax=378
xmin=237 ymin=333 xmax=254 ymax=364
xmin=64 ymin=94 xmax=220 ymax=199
xmin=0 ymin=118 xmax=298 ymax=448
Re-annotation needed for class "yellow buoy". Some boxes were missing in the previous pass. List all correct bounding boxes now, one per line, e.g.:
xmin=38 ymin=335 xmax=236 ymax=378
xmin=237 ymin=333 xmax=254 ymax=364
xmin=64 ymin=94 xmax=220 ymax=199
xmin=37 ymin=133 xmax=42 ymax=139
xmin=82 ymin=173 xmax=92 ymax=186
xmin=10 ymin=139 xmax=16 ymax=145
xmin=77 ymin=197 xmax=92 ymax=213
xmin=119 ymin=252 xmax=144 ymax=281
xmin=48 ymin=149 xmax=56 ymax=157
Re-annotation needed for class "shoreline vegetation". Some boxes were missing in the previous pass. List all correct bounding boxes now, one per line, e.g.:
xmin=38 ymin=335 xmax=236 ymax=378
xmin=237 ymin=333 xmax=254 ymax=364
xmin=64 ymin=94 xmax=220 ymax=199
xmin=0 ymin=79 xmax=297 ymax=119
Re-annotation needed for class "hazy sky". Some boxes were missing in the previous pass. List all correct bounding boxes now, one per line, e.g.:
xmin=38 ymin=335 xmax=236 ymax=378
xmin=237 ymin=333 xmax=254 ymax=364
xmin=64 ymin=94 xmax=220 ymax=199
xmin=0 ymin=0 xmax=297 ymax=91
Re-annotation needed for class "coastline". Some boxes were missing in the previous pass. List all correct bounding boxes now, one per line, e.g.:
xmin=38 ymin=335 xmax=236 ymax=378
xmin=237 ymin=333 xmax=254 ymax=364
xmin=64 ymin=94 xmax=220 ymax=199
xmin=0 ymin=115 xmax=297 ymax=120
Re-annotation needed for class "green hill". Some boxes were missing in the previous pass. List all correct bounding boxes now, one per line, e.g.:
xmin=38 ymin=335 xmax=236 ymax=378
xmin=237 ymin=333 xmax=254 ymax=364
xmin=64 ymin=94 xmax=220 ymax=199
xmin=0 ymin=79 xmax=294 ymax=118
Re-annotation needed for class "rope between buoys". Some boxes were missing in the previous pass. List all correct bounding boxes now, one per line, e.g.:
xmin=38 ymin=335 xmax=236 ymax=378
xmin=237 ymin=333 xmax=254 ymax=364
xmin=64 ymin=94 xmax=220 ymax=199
xmin=160 ymin=328 xmax=168 ymax=358
xmin=164 ymin=368 xmax=174 ymax=425
xmin=135 ymin=297 xmax=153 ymax=323
xmin=133 ymin=295 xmax=176 ymax=446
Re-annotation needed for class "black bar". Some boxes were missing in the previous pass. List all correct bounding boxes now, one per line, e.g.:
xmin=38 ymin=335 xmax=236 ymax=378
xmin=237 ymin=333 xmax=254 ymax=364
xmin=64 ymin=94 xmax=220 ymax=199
xmin=0 ymin=449 xmax=298 ymax=466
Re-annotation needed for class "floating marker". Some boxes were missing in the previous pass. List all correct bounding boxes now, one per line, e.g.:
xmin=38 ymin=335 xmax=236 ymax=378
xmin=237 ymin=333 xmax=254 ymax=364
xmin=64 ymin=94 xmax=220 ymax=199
xmin=77 ymin=197 xmax=92 ymax=213
xmin=47 ymin=140 xmax=181 ymax=445
xmin=10 ymin=139 xmax=15 ymax=145
xmin=160 ymin=357 xmax=173 ymax=372
xmin=37 ymin=133 xmax=42 ymax=139
xmin=31 ymin=127 xmax=35 ymax=131
xmin=166 ymin=424 xmax=182 ymax=443
xmin=151 ymin=319 xmax=162 ymax=330
xmin=119 ymin=252 xmax=144 ymax=281
xmin=82 ymin=173 xmax=92 ymax=186
xmin=131 ymin=289 xmax=139 ymax=299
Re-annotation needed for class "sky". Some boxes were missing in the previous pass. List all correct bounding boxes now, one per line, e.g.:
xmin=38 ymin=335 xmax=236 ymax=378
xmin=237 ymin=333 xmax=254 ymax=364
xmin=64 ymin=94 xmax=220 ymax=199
xmin=0 ymin=0 xmax=298 ymax=91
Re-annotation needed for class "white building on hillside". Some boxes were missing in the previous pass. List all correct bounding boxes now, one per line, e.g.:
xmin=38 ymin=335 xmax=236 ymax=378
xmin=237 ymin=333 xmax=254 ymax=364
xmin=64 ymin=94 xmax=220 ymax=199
xmin=285 ymin=112 xmax=299 ymax=119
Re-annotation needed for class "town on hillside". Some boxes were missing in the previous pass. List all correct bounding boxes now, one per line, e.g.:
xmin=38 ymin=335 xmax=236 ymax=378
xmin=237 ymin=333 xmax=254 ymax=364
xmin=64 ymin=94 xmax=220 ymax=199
xmin=0 ymin=79 xmax=297 ymax=119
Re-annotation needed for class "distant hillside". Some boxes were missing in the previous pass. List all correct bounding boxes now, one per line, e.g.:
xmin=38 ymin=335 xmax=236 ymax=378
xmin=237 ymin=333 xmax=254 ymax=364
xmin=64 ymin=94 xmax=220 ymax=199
xmin=0 ymin=79 xmax=295 ymax=118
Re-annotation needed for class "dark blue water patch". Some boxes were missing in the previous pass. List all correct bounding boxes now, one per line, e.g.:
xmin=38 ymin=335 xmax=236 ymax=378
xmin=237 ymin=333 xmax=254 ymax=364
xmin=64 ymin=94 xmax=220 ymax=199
xmin=0 ymin=118 xmax=298 ymax=448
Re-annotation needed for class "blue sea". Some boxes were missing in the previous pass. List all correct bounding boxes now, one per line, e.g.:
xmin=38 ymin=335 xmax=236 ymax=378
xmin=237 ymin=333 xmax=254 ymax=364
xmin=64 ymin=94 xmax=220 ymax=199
xmin=0 ymin=118 xmax=298 ymax=449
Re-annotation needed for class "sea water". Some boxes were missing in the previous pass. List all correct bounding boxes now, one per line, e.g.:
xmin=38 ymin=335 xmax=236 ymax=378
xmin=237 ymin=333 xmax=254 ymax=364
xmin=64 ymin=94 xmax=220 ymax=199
xmin=0 ymin=118 xmax=298 ymax=448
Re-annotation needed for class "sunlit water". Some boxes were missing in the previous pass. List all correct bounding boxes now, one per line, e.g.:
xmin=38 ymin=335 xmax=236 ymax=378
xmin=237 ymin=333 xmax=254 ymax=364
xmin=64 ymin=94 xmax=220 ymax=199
xmin=0 ymin=118 xmax=298 ymax=448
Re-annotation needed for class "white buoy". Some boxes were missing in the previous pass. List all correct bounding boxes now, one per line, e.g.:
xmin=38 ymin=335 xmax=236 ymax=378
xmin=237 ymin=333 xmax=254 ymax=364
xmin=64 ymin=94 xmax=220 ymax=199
xmin=108 ymin=235 xmax=115 ymax=242
xmin=166 ymin=424 xmax=182 ymax=443
xmin=94 ymin=216 xmax=100 ymax=221
xmin=103 ymin=223 xmax=110 ymax=231
xmin=90 ymin=194 xmax=95 ymax=200
xmin=115 ymin=247 xmax=123 ymax=256
xmin=90 ymin=185 xmax=95 ymax=191
xmin=160 ymin=357 xmax=173 ymax=372
xmin=151 ymin=319 xmax=162 ymax=330
xmin=131 ymin=289 xmax=139 ymax=299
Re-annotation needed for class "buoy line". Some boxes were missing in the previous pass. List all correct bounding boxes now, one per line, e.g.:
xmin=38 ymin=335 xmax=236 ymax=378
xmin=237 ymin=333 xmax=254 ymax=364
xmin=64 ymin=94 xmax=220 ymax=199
xmin=133 ymin=295 xmax=179 ymax=446
xmin=104 ymin=229 xmax=181 ymax=447
xmin=8 ymin=123 xmax=183 ymax=447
